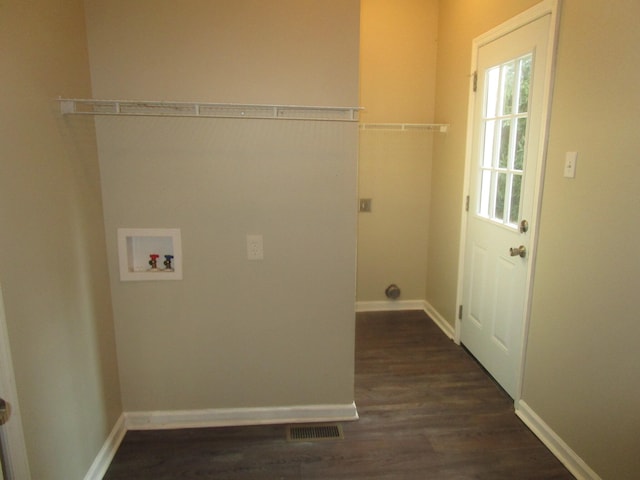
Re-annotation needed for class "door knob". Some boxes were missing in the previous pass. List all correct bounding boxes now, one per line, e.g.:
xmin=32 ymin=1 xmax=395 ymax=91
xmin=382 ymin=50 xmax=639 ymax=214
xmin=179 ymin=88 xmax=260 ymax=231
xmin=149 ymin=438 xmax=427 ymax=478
xmin=509 ymin=245 xmax=527 ymax=258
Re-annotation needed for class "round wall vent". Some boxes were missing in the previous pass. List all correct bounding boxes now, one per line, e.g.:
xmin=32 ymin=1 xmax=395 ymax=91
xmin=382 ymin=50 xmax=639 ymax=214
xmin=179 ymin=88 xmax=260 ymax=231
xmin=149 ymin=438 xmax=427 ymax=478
xmin=385 ymin=284 xmax=401 ymax=300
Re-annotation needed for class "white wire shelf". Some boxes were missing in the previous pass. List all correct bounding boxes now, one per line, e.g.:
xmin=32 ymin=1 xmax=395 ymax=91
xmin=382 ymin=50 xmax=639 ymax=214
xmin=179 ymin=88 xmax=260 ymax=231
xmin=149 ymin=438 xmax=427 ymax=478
xmin=359 ymin=123 xmax=449 ymax=133
xmin=58 ymin=98 xmax=362 ymax=122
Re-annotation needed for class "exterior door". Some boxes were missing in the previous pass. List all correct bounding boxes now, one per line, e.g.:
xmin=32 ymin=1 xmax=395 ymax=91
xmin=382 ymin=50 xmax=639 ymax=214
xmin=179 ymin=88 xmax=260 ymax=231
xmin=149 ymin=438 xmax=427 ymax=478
xmin=460 ymin=11 xmax=554 ymax=398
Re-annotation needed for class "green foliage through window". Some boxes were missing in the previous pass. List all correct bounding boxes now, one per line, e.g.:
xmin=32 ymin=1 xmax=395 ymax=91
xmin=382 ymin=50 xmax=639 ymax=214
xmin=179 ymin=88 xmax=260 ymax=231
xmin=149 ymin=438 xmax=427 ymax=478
xmin=479 ymin=53 xmax=532 ymax=227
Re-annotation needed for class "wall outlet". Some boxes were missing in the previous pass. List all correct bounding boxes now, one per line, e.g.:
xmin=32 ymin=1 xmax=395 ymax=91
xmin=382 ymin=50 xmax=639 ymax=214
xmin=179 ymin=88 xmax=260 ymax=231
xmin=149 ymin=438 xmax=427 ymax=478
xmin=359 ymin=198 xmax=372 ymax=212
xmin=246 ymin=234 xmax=264 ymax=260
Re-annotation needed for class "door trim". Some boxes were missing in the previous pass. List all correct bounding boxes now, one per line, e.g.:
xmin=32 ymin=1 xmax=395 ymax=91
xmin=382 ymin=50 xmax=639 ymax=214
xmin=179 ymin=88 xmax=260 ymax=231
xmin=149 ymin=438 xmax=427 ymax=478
xmin=455 ymin=0 xmax=561 ymax=402
xmin=0 ymin=284 xmax=31 ymax=479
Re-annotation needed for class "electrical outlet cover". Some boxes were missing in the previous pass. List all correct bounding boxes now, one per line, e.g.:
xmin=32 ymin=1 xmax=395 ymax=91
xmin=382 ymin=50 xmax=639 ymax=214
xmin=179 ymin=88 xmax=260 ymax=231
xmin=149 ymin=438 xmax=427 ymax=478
xmin=246 ymin=234 xmax=264 ymax=260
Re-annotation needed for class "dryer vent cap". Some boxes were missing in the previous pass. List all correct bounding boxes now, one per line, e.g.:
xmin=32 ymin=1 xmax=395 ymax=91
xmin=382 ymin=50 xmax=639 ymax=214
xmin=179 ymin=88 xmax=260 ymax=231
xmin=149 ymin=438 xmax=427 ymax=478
xmin=385 ymin=284 xmax=401 ymax=300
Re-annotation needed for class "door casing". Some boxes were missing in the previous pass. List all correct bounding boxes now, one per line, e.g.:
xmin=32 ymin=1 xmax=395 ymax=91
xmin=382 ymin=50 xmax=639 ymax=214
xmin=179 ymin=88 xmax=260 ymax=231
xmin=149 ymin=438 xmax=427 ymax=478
xmin=0 ymin=284 xmax=31 ymax=479
xmin=455 ymin=0 xmax=561 ymax=403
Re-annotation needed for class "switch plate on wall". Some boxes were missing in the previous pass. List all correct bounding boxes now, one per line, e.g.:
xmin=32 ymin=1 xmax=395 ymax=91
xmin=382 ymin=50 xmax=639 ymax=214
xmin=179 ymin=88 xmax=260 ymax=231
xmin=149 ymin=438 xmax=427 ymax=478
xmin=564 ymin=151 xmax=578 ymax=178
xmin=246 ymin=234 xmax=264 ymax=260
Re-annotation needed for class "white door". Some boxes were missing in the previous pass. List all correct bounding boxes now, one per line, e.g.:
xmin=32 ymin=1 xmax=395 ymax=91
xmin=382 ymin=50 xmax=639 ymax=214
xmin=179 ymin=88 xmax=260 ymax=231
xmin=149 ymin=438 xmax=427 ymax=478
xmin=460 ymin=10 xmax=555 ymax=398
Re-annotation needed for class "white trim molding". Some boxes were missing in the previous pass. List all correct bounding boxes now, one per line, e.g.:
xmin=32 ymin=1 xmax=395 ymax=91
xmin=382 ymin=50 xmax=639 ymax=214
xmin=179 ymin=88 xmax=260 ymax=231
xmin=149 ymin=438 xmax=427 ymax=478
xmin=422 ymin=301 xmax=455 ymax=340
xmin=84 ymin=404 xmax=358 ymax=477
xmin=83 ymin=414 xmax=127 ymax=480
xmin=355 ymin=300 xmax=425 ymax=312
xmin=125 ymin=403 xmax=359 ymax=431
xmin=516 ymin=400 xmax=601 ymax=480
xmin=356 ymin=300 xmax=456 ymax=341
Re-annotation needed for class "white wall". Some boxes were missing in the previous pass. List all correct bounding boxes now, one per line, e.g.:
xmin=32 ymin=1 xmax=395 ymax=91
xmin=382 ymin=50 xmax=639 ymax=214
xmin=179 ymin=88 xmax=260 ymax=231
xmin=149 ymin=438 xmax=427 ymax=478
xmin=83 ymin=0 xmax=360 ymax=413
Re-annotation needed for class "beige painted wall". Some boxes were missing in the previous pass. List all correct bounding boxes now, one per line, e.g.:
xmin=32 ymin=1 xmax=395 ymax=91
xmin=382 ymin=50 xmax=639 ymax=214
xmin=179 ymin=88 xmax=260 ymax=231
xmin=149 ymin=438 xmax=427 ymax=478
xmin=427 ymin=0 xmax=539 ymax=323
xmin=1 ymin=0 xmax=633 ymax=477
xmin=430 ymin=0 xmax=640 ymax=478
xmin=523 ymin=1 xmax=640 ymax=477
xmin=83 ymin=0 xmax=360 ymax=411
xmin=0 ymin=0 xmax=122 ymax=478
xmin=357 ymin=0 xmax=438 ymax=302
xmin=359 ymin=0 xmax=438 ymax=125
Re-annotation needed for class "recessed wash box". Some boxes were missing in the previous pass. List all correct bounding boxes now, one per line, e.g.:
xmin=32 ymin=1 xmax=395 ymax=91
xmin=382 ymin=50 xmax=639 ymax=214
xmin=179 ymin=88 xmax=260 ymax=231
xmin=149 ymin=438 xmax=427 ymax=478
xmin=117 ymin=228 xmax=182 ymax=281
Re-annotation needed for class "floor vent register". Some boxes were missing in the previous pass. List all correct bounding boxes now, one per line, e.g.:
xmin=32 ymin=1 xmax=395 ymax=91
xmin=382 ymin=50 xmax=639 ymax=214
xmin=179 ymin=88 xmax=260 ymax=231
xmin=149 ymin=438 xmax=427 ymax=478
xmin=286 ymin=423 xmax=344 ymax=442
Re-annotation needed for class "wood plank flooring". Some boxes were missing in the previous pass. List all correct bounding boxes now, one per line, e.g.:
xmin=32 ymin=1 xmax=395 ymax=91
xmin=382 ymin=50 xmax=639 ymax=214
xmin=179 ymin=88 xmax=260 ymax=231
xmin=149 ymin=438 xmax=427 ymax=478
xmin=104 ymin=310 xmax=573 ymax=479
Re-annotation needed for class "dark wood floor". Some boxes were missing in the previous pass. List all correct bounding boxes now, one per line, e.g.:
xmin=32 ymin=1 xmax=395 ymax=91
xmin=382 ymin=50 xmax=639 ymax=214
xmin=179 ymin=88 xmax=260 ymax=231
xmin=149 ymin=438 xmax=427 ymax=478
xmin=104 ymin=310 xmax=573 ymax=479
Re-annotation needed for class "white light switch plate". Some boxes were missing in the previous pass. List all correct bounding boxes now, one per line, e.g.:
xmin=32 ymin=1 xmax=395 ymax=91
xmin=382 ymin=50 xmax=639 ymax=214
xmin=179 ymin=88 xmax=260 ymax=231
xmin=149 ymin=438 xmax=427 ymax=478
xmin=564 ymin=151 xmax=578 ymax=178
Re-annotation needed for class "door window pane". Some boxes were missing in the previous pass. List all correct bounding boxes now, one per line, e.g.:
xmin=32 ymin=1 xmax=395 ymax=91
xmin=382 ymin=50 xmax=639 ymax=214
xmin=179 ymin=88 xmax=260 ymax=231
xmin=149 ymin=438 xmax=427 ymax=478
xmin=485 ymin=67 xmax=500 ymax=118
xmin=509 ymin=174 xmax=522 ymax=225
xmin=514 ymin=117 xmax=527 ymax=170
xmin=501 ymin=61 xmax=516 ymax=115
xmin=479 ymin=170 xmax=492 ymax=217
xmin=476 ymin=52 xmax=533 ymax=228
xmin=483 ymin=120 xmax=496 ymax=168
xmin=517 ymin=56 xmax=532 ymax=114
xmin=494 ymin=172 xmax=507 ymax=221
xmin=498 ymin=119 xmax=511 ymax=169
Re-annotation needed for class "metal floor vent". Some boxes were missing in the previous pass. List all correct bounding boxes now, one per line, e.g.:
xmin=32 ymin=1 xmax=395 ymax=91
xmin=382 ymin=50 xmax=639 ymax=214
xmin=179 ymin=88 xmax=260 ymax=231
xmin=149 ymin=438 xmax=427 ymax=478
xmin=286 ymin=423 xmax=344 ymax=442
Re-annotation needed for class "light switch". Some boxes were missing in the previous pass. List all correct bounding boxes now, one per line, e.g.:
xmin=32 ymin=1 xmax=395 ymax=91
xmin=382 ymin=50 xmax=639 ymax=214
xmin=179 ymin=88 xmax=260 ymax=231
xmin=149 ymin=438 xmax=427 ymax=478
xmin=564 ymin=151 xmax=577 ymax=178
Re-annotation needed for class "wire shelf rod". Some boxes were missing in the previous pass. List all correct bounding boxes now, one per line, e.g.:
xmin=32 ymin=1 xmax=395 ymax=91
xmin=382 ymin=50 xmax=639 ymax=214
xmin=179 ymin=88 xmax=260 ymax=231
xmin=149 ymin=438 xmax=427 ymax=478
xmin=359 ymin=123 xmax=449 ymax=133
xmin=59 ymin=98 xmax=362 ymax=123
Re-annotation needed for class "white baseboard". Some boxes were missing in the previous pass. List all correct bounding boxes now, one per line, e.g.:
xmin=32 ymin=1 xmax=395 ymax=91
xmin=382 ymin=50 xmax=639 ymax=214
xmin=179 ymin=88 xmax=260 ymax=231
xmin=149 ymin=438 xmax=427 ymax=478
xmin=83 ymin=302 xmax=451 ymax=478
xmin=356 ymin=299 xmax=456 ymax=341
xmin=83 ymin=413 xmax=127 ymax=480
xmin=516 ymin=400 xmax=601 ymax=480
xmin=125 ymin=402 xmax=359 ymax=431
xmin=355 ymin=300 xmax=425 ymax=312
xmin=85 ymin=404 xmax=357 ymax=477
xmin=422 ymin=301 xmax=456 ymax=340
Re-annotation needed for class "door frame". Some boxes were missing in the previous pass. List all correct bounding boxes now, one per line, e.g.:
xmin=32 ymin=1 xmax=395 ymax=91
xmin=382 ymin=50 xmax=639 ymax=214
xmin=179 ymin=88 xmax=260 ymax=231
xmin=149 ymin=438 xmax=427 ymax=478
xmin=0 ymin=284 xmax=31 ymax=479
xmin=455 ymin=0 xmax=561 ymax=402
